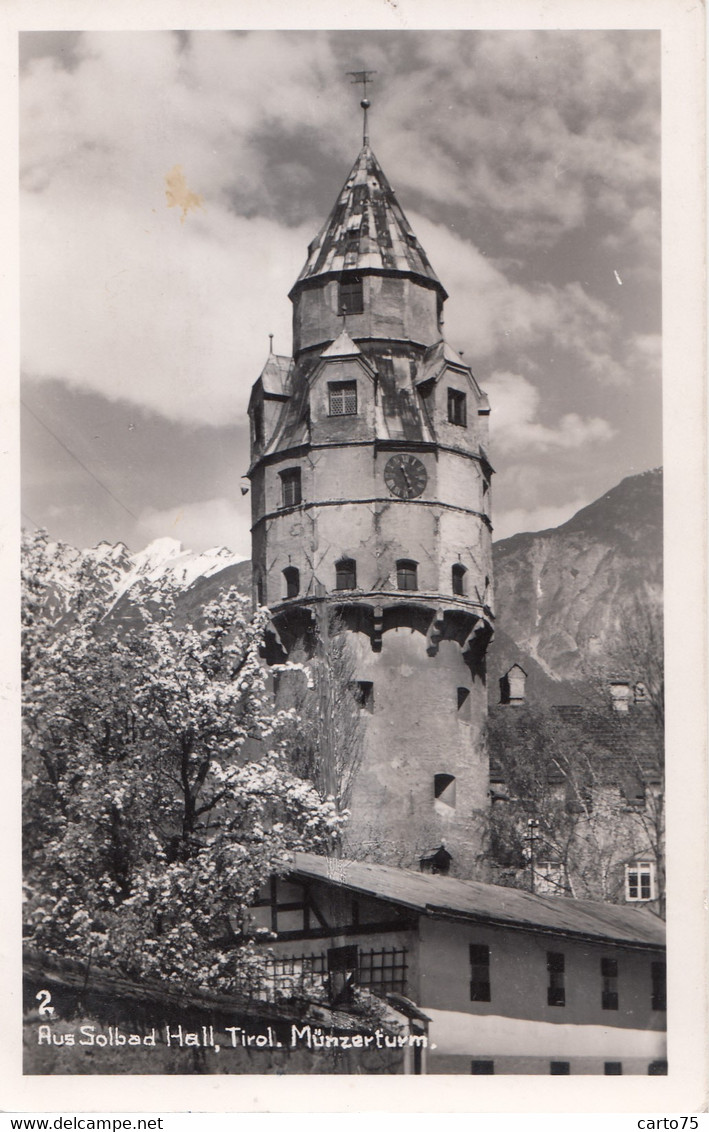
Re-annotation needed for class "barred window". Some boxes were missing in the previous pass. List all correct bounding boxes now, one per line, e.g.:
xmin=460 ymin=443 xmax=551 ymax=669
xmin=258 ymin=947 xmax=407 ymax=1001
xmin=470 ymin=943 xmax=491 ymax=1002
xmin=357 ymin=947 xmax=408 ymax=995
xmin=601 ymin=957 xmax=619 ymax=1011
xmin=547 ymin=951 xmax=566 ymax=1007
xmin=329 ymin=381 xmax=358 ymax=416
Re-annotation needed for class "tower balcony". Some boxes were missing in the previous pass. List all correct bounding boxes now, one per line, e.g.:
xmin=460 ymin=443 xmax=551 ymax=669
xmin=262 ymin=589 xmax=494 ymax=669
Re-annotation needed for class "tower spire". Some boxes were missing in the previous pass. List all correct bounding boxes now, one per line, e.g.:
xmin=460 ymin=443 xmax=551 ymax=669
xmin=348 ymin=69 xmax=376 ymax=146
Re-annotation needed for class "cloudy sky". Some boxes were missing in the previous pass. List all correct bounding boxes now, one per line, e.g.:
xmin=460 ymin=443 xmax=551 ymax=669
xmin=20 ymin=29 xmax=662 ymax=556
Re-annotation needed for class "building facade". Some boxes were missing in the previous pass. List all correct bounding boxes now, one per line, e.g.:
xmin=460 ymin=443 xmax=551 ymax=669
xmin=247 ymin=142 xmax=494 ymax=875
xmin=250 ymin=853 xmax=667 ymax=1075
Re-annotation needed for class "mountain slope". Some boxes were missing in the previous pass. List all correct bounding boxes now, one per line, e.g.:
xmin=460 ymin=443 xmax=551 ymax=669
xmin=489 ymin=469 xmax=662 ymax=689
xmin=31 ymin=469 xmax=662 ymax=702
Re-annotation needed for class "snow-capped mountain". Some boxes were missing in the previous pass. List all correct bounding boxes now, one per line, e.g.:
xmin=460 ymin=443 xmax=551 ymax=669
xmin=28 ymin=533 xmax=251 ymax=624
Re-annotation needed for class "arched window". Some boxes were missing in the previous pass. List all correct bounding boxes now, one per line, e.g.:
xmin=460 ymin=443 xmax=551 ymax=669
xmin=283 ymin=566 xmax=300 ymax=599
xmin=396 ymin=559 xmax=418 ymax=591
xmin=335 ymin=557 xmax=357 ymax=590
xmin=452 ymin=563 xmax=466 ymax=595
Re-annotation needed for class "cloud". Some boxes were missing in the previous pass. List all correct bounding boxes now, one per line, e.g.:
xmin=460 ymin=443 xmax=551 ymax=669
xmin=20 ymin=31 xmax=658 ymax=429
xmin=136 ymin=496 xmax=251 ymax=556
xmin=486 ymin=372 xmax=615 ymax=455
xmin=21 ymin=180 xmax=312 ymax=425
xmin=377 ymin=31 xmax=660 ymax=254
xmin=412 ymin=214 xmax=626 ymax=381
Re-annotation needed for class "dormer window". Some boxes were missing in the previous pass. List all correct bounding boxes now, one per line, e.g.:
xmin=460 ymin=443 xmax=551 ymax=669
xmin=448 ymin=388 xmax=467 ymax=427
xmin=339 ymin=276 xmax=363 ymax=316
xmin=280 ymin=468 xmax=302 ymax=509
xmin=329 ymin=381 xmax=357 ymax=416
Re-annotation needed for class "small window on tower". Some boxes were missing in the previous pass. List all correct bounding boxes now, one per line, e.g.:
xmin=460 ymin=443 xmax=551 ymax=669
xmin=434 ymin=773 xmax=456 ymax=808
xmin=448 ymin=388 xmax=467 ymax=427
xmin=335 ymin=557 xmax=357 ymax=590
xmin=339 ymin=276 xmax=363 ymax=315
xmin=329 ymin=381 xmax=358 ymax=416
xmin=452 ymin=563 xmax=467 ymax=595
xmin=252 ymin=402 xmax=264 ymax=446
xmin=283 ymin=566 xmax=300 ymax=599
xmin=354 ymin=681 xmax=374 ymax=713
xmin=396 ymin=560 xmax=418 ymax=591
xmin=280 ymin=468 xmax=302 ymax=509
xmin=457 ymin=687 xmax=471 ymax=721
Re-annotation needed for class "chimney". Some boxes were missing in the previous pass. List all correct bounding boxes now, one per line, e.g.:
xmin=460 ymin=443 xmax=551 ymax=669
xmin=609 ymin=678 xmax=631 ymax=712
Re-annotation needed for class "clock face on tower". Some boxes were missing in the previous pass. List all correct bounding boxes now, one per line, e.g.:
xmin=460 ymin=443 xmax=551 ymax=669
xmin=384 ymin=453 xmax=428 ymax=499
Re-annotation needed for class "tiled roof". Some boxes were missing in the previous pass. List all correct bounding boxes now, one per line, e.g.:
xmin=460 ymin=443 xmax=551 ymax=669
xmin=488 ymin=702 xmax=662 ymax=786
xmin=292 ymin=146 xmax=445 ymax=294
xmin=289 ymin=852 xmax=665 ymax=949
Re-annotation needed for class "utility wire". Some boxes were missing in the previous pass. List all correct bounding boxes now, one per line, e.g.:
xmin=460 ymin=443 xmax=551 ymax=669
xmin=21 ymin=399 xmax=141 ymax=523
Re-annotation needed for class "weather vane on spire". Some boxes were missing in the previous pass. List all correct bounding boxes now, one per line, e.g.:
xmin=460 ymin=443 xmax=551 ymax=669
xmin=348 ymin=70 xmax=377 ymax=146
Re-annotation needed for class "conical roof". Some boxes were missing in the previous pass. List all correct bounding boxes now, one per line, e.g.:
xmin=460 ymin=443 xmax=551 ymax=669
xmin=291 ymin=145 xmax=446 ymax=297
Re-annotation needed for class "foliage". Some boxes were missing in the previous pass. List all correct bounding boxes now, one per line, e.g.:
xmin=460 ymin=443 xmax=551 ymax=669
xmin=275 ymin=608 xmax=365 ymax=816
xmin=22 ymin=530 xmax=343 ymax=993
xmin=488 ymin=675 xmax=665 ymax=909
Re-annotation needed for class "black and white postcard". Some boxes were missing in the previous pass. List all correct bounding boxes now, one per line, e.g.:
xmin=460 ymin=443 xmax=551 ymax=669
xmin=2 ymin=0 xmax=706 ymax=1120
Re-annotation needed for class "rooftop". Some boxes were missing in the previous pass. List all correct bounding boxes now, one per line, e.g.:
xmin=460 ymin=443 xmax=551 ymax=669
xmin=292 ymin=145 xmax=445 ymax=295
xmin=288 ymin=852 xmax=666 ymax=950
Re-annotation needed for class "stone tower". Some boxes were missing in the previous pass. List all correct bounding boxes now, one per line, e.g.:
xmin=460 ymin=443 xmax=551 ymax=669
xmin=247 ymin=138 xmax=494 ymax=877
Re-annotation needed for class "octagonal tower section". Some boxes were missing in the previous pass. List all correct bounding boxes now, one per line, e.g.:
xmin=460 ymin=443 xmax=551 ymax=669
xmin=247 ymin=144 xmax=494 ymax=878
